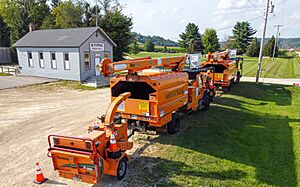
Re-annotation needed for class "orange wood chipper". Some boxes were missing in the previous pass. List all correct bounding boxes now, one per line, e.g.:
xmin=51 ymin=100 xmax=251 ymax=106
xmin=100 ymin=55 xmax=216 ymax=133
xmin=47 ymin=55 xmax=216 ymax=184
xmin=201 ymin=49 xmax=243 ymax=90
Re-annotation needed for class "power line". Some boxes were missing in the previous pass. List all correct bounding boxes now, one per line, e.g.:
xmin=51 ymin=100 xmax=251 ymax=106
xmin=246 ymin=0 xmax=264 ymax=13
xmin=216 ymin=15 xmax=263 ymax=31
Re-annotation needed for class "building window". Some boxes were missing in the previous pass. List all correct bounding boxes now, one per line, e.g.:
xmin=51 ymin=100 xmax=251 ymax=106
xmin=39 ymin=52 xmax=44 ymax=68
xmin=64 ymin=53 xmax=70 ymax=70
xmin=84 ymin=52 xmax=90 ymax=70
xmin=28 ymin=52 xmax=33 ymax=67
xmin=51 ymin=52 xmax=57 ymax=69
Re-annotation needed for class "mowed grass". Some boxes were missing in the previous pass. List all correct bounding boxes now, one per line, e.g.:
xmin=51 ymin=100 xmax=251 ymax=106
xmin=130 ymin=82 xmax=300 ymax=186
xmin=128 ymin=51 xmax=300 ymax=78
xmin=0 ymin=72 xmax=10 ymax=76
xmin=128 ymin=51 xmax=184 ymax=58
xmin=242 ymin=52 xmax=300 ymax=78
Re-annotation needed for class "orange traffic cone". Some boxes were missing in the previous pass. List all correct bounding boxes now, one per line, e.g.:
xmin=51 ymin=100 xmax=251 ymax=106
xmin=34 ymin=162 xmax=47 ymax=184
xmin=109 ymin=134 xmax=119 ymax=152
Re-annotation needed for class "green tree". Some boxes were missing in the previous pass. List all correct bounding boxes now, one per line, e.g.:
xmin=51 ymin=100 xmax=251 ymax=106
xmin=52 ymin=0 xmax=82 ymax=29
xmin=0 ymin=0 xmax=51 ymax=45
xmin=144 ymin=39 xmax=155 ymax=52
xmin=202 ymin=28 xmax=220 ymax=54
xmin=179 ymin=23 xmax=203 ymax=53
xmin=263 ymin=35 xmax=278 ymax=57
xmin=99 ymin=11 xmax=133 ymax=61
xmin=41 ymin=14 xmax=56 ymax=29
xmin=0 ymin=13 xmax=10 ymax=47
xmin=51 ymin=0 xmax=61 ymax=8
xmin=246 ymin=37 xmax=260 ymax=57
xmin=28 ymin=0 xmax=50 ymax=29
xmin=129 ymin=38 xmax=139 ymax=54
xmin=232 ymin=21 xmax=256 ymax=54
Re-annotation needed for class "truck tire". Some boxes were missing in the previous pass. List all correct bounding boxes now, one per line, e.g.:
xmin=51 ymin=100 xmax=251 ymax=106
xmin=167 ymin=114 xmax=180 ymax=134
xmin=117 ymin=157 xmax=128 ymax=180
xmin=202 ymin=95 xmax=210 ymax=111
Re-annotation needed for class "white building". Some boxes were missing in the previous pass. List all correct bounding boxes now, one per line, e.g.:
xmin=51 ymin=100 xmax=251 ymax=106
xmin=13 ymin=27 xmax=116 ymax=82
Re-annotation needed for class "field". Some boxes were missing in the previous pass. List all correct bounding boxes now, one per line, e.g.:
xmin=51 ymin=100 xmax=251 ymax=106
xmin=128 ymin=51 xmax=184 ymax=58
xmin=1 ymin=81 xmax=299 ymax=186
xmin=128 ymin=51 xmax=300 ymax=78
xmin=126 ymin=82 xmax=300 ymax=186
xmin=0 ymin=72 xmax=10 ymax=76
xmin=242 ymin=52 xmax=300 ymax=78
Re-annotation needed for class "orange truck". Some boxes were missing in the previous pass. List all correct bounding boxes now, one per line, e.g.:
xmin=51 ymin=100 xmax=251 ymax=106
xmin=201 ymin=49 xmax=243 ymax=90
xmin=100 ymin=55 xmax=215 ymax=133
xmin=48 ymin=55 xmax=216 ymax=184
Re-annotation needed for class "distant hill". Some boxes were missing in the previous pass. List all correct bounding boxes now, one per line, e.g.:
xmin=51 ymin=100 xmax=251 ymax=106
xmin=277 ymin=38 xmax=300 ymax=49
xmin=133 ymin=32 xmax=178 ymax=47
xmin=221 ymin=37 xmax=300 ymax=49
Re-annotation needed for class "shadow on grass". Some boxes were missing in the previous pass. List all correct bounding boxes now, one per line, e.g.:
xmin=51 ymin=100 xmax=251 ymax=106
xmin=134 ymin=82 xmax=298 ymax=186
xmin=123 ymin=156 xmax=247 ymax=186
xmin=228 ymin=82 xmax=292 ymax=106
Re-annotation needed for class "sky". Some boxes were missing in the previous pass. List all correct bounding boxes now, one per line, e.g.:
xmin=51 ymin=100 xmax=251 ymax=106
xmin=113 ymin=0 xmax=300 ymax=41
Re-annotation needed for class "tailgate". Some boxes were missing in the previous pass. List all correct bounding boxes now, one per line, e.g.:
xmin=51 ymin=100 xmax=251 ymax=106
xmin=115 ymin=98 xmax=149 ymax=116
xmin=214 ymin=73 xmax=224 ymax=81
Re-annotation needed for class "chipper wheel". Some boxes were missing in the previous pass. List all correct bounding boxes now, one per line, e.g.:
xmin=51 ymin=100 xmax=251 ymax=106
xmin=117 ymin=157 xmax=128 ymax=180
xmin=167 ymin=113 xmax=181 ymax=134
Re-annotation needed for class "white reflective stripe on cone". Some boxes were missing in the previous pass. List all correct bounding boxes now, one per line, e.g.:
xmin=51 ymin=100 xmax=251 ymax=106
xmin=110 ymin=139 xmax=116 ymax=144
xmin=36 ymin=170 xmax=42 ymax=174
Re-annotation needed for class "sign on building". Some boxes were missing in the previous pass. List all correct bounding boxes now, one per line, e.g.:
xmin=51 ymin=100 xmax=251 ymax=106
xmin=90 ymin=43 xmax=104 ymax=51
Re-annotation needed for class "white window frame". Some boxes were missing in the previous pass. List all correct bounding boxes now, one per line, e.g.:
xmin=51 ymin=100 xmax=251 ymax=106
xmin=28 ymin=52 xmax=33 ymax=67
xmin=39 ymin=52 xmax=45 ymax=68
xmin=64 ymin=53 xmax=70 ymax=70
xmin=84 ymin=52 xmax=90 ymax=70
xmin=51 ymin=52 xmax=57 ymax=69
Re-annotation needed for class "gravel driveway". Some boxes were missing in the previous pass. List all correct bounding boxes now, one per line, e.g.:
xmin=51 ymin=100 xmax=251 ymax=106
xmin=0 ymin=75 xmax=57 ymax=89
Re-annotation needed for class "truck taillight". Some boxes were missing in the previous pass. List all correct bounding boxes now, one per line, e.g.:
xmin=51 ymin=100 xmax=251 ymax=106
xmin=85 ymin=142 xmax=91 ymax=149
xmin=53 ymin=137 xmax=59 ymax=145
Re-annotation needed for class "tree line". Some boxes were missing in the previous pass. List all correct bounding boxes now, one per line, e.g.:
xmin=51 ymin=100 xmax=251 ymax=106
xmin=0 ymin=0 xmax=279 ymax=60
xmin=177 ymin=21 xmax=278 ymax=57
xmin=0 ymin=0 xmax=133 ymax=61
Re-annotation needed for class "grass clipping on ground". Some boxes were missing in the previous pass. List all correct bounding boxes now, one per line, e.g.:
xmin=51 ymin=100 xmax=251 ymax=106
xmin=124 ymin=82 xmax=300 ymax=186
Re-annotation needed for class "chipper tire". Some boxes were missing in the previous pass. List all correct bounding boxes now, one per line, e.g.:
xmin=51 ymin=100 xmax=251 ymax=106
xmin=117 ymin=157 xmax=128 ymax=180
xmin=167 ymin=114 xmax=181 ymax=134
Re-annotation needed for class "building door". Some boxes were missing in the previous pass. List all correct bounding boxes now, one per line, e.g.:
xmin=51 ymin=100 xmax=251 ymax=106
xmin=95 ymin=53 xmax=101 ymax=76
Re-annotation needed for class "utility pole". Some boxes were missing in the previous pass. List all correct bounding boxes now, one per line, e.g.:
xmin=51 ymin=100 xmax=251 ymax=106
xmin=256 ymin=0 xmax=272 ymax=84
xmin=272 ymin=25 xmax=283 ymax=62
xmin=95 ymin=0 xmax=98 ymax=27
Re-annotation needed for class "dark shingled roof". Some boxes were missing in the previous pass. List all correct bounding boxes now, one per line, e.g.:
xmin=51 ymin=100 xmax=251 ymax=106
xmin=13 ymin=27 xmax=116 ymax=48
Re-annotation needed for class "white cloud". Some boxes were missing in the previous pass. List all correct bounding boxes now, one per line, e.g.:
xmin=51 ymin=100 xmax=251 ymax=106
xmin=120 ymin=0 xmax=300 ymax=39
xmin=172 ymin=7 xmax=179 ymax=15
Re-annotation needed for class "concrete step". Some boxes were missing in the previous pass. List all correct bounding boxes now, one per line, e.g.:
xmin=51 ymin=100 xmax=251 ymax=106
xmin=83 ymin=76 xmax=110 ymax=88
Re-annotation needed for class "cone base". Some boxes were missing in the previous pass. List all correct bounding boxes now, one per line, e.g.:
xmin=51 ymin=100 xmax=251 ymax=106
xmin=34 ymin=178 xmax=48 ymax=184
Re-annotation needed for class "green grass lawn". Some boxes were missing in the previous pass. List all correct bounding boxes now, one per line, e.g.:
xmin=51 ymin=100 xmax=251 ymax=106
xmin=127 ymin=51 xmax=184 ymax=58
xmin=128 ymin=51 xmax=300 ymax=78
xmin=129 ymin=82 xmax=300 ymax=186
xmin=0 ymin=72 xmax=10 ymax=76
xmin=241 ymin=52 xmax=300 ymax=78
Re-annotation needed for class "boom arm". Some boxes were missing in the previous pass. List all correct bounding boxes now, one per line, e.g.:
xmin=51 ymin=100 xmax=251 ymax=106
xmin=207 ymin=49 xmax=230 ymax=62
xmin=100 ymin=56 xmax=187 ymax=77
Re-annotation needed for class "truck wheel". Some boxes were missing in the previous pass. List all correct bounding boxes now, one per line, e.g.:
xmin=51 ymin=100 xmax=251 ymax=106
xmin=117 ymin=157 xmax=128 ymax=180
xmin=167 ymin=114 xmax=180 ymax=134
xmin=202 ymin=96 xmax=210 ymax=111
